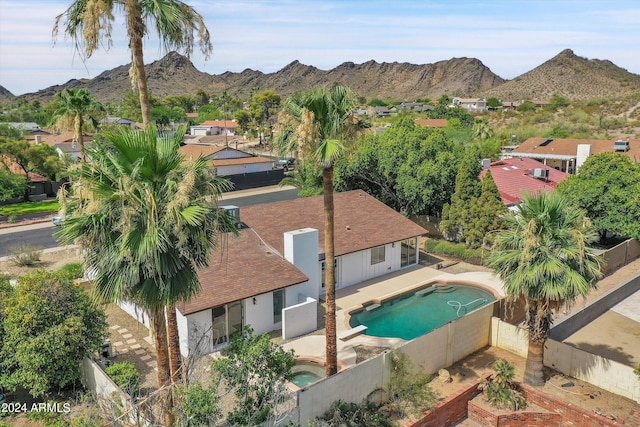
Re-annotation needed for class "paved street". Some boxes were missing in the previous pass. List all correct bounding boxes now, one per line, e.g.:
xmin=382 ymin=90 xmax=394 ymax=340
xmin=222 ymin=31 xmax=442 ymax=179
xmin=0 ymin=186 xmax=299 ymax=256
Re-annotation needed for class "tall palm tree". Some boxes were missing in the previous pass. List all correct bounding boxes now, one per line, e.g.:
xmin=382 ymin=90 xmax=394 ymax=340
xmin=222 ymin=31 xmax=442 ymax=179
xmin=486 ymin=191 xmax=603 ymax=386
xmin=54 ymin=0 xmax=212 ymax=127
xmin=50 ymin=88 xmax=104 ymax=163
xmin=274 ymin=85 xmax=364 ymax=376
xmin=56 ymin=125 xmax=233 ymax=425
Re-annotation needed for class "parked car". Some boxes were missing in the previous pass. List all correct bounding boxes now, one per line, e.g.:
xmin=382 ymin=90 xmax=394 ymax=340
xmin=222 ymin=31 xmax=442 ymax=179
xmin=52 ymin=213 xmax=71 ymax=226
xmin=274 ymin=158 xmax=295 ymax=171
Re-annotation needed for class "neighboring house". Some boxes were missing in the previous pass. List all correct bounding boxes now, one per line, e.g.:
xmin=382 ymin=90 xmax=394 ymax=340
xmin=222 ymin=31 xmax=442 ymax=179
xmin=371 ymin=106 xmax=392 ymax=117
xmin=120 ymin=190 xmax=427 ymax=356
xmin=100 ymin=117 xmax=138 ymax=129
xmin=190 ymin=120 xmax=238 ymax=136
xmin=481 ymin=157 xmax=570 ymax=207
xmin=54 ymin=143 xmax=83 ymax=161
xmin=396 ymin=102 xmax=434 ymax=113
xmin=179 ymin=144 xmax=274 ymax=176
xmin=507 ymin=137 xmax=640 ymax=173
xmin=6 ymin=122 xmax=42 ymax=133
xmin=414 ymin=118 xmax=448 ymax=128
xmin=450 ymin=98 xmax=487 ymax=112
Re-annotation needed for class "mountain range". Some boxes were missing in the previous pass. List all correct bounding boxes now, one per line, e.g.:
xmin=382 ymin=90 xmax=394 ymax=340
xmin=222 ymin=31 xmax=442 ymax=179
xmin=1 ymin=49 xmax=639 ymax=104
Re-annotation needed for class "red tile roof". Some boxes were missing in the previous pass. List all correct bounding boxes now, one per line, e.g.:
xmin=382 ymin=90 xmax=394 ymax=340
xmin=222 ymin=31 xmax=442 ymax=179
xmin=414 ymin=119 xmax=448 ymax=128
xmin=199 ymin=120 xmax=238 ymax=128
xmin=241 ymin=189 xmax=428 ymax=258
xmin=178 ymin=229 xmax=308 ymax=315
xmin=481 ymin=157 xmax=569 ymax=205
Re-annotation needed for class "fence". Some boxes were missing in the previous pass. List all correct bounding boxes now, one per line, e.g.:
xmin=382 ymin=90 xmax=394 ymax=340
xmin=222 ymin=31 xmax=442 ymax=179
xmin=295 ymin=303 xmax=494 ymax=425
xmin=601 ymin=238 xmax=640 ymax=275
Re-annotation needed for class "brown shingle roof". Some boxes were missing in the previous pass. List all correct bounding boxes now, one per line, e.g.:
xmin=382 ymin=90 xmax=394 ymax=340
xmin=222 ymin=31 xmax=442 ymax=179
xmin=415 ymin=119 xmax=448 ymax=128
xmin=240 ymin=189 xmax=427 ymax=258
xmin=178 ymin=229 xmax=308 ymax=315
xmin=200 ymin=120 xmax=238 ymax=128
xmin=179 ymin=144 xmax=227 ymax=159
xmin=212 ymin=157 xmax=273 ymax=166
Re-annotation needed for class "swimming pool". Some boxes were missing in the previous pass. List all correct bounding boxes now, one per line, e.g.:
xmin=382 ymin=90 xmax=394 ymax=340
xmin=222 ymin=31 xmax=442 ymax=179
xmin=348 ymin=283 xmax=495 ymax=340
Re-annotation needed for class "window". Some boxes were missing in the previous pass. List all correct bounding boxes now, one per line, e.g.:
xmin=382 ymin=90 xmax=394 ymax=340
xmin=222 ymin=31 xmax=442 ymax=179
xmin=273 ymin=289 xmax=285 ymax=324
xmin=401 ymin=238 xmax=418 ymax=267
xmin=370 ymin=245 xmax=386 ymax=265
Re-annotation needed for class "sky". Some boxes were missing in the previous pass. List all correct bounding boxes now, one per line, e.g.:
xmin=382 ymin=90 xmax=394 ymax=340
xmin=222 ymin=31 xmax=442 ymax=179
xmin=0 ymin=0 xmax=639 ymax=96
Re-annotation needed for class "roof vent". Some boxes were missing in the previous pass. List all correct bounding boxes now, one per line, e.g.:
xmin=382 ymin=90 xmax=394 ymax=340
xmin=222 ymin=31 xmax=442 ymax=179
xmin=533 ymin=168 xmax=549 ymax=179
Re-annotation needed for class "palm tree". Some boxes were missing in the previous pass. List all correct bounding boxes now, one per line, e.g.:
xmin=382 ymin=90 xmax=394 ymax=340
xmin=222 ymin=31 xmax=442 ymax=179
xmin=54 ymin=0 xmax=212 ymax=127
xmin=56 ymin=125 xmax=233 ymax=425
xmin=274 ymin=85 xmax=364 ymax=376
xmin=50 ymin=88 xmax=104 ymax=163
xmin=486 ymin=191 xmax=603 ymax=386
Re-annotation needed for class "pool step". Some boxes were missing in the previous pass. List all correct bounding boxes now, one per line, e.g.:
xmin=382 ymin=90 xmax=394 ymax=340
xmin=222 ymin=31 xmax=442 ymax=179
xmin=434 ymin=286 xmax=456 ymax=293
xmin=415 ymin=287 xmax=436 ymax=297
xmin=365 ymin=303 xmax=381 ymax=311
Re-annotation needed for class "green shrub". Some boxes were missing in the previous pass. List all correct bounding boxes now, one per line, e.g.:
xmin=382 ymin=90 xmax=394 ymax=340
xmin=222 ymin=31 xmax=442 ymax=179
xmin=424 ymin=239 xmax=483 ymax=264
xmin=7 ymin=214 xmax=18 ymax=223
xmin=310 ymin=400 xmax=394 ymax=427
xmin=9 ymin=243 xmax=42 ymax=266
xmin=479 ymin=360 xmax=527 ymax=411
xmin=58 ymin=263 xmax=84 ymax=280
xmin=105 ymin=362 xmax=140 ymax=396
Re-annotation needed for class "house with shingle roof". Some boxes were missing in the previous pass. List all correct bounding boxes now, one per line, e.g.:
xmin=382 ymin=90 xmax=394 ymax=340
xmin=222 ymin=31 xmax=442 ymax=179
xmin=481 ymin=157 xmax=570 ymax=206
xmin=160 ymin=190 xmax=427 ymax=356
xmin=508 ymin=137 xmax=640 ymax=173
xmin=190 ymin=120 xmax=239 ymax=136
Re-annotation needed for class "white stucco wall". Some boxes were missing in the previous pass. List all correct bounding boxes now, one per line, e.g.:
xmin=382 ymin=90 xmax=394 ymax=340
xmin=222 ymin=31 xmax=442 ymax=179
xmin=336 ymin=242 xmax=403 ymax=289
xmin=184 ymin=309 xmax=214 ymax=357
xmin=117 ymin=300 xmax=150 ymax=329
xmin=282 ymin=297 xmax=318 ymax=340
xmin=244 ymin=292 xmax=275 ymax=335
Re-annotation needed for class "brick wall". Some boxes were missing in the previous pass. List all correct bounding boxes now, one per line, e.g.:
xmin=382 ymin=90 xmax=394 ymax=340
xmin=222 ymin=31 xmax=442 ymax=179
xmin=468 ymin=400 xmax=562 ymax=426
xmin=409 ymin=374 xmax=489 ymax=427
xmin=522 ymin=384 xmax=625 ymax=426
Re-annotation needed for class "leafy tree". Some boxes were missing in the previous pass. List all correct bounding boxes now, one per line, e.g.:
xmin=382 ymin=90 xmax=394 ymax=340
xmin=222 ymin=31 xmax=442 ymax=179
xmin=0 ymin=270 xmax=107 ymax=397
xmin=176 ymin=382 xmax=221 ymax=426
xmin=162 ymin=95 xmax=195 ymax=113
xmin=549 ymin=94 xmax=571 ymax=109
xmin=467 ymin=170 xmax=506 ymax=248
xmin=194 ymin=89 xmax=211 ymax=108
xmin=212 ymin=327 xmax=295 ymax=426
xmin=517 ymin=101 xmax=536 ymax=112
xmin=0 ymin=275 xmax=15 ymax=360
xmin=196 ymin=104 xmax=222 ymax=123
xmin=151 ymin=105 xmax=186 ymax=131
xmin=275 ymin=85 xmax=364 ymax=376
xmin=367 ymin=98 xmax=388 ymax=107
xmin=0 ymin=168 xmax=28 ymax=202
xmin=486 ymin=97 xmax=503 ymax=109
xmin=0 ymin=123 xmax=24 ymax=139
xmin=440 ymin=149 xmax=482 ymax=242
xmin=56 ymin=125 xmax=235 ymax=426
xmin=233 ymin=109 xmax=252 ymax=134
xmin=0 ymin=137 xmax=65 ymax=188
xmin=50 ymin=88 xmax=104 ymax=162
xmin=486 ymin=192 xmax=603 ymax=386
xmin=335 ymin=117 xmax=459 ymax=216
xmin=250 ymin=90 xmax=281 ymax=145
xmin=54 ymin=0 xmax=212 ymax=127
xmin=557 ymin=152 xmax=640 ymax=241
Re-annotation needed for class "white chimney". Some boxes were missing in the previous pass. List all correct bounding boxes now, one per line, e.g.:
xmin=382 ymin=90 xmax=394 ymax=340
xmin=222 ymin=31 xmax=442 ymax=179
xmin=284 ymin=228 xmax=320 ymax=300
xmin=34 ymin=135 xmax=41 ymax=144
xmin=576 ymin=144 xmax=592 ymax=172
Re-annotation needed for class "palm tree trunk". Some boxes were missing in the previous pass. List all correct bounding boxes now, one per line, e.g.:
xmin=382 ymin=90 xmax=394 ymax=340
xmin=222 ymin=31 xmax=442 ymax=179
xmin=166 ymin=303 xmax=183 ymax=384
xmin=75 ymin=113 xmax=85 ymax=163
xmin=125 ymin=0 xmax=151 ymax=127
xmin=524 ymin=337 xmax=546 ymax=386
xmin=151 ymin=306 xmax=174 ymax=426
xmin=323 ymin=166 xmax=338 ymax=376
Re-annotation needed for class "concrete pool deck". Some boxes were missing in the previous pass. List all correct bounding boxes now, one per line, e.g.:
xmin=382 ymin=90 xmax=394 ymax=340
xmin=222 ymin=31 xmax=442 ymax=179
xmin=282 ymin=264 xmax=506 ymax=368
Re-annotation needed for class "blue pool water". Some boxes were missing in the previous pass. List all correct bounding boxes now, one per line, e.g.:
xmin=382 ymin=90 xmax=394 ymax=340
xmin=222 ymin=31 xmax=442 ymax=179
xmin=348 ymin=284 xmax=495 ymax=340
xmin=290 ymin=361 xmax=324 ymax=388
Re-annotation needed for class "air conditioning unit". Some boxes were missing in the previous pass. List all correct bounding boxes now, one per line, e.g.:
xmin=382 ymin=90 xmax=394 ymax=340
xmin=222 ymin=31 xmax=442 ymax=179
xmin=221 ymin=205 xmax=243 ymax=229
xmin=101 ymin=340 xmax=114 ymax=358
xmin=533 ymin=168 xmax=549 ymax=179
